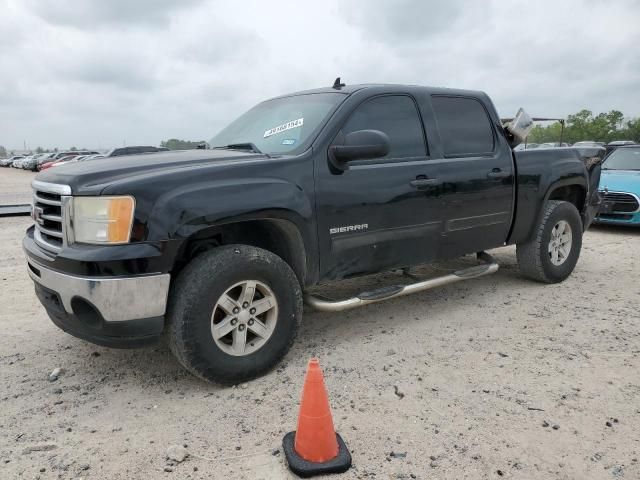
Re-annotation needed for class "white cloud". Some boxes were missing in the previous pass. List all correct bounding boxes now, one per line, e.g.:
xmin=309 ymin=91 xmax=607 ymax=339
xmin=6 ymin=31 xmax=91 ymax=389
xmin=1 ymin=0 xmax=639 ymax=150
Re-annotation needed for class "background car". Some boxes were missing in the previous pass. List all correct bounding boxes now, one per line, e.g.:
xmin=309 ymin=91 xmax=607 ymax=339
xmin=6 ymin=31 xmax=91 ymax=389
xmin=537 ymin=142 xmax=570 ymax=148
xmin=105 ymin=146 xmax=169 ymax=156
xmin=81 ymin=154 xmax=106 ymax=161
xmin=33 ymin=153 xmax=57 ymax=170
xmin=38 ymin=150 xmax=99 ymax=170
xmin=573 ymin=140 xmax=605 ymax=147
xmin=46 ymin=147 xmax=165 ymax=170
xmin=513 ymin=143 xmax=540 ymax=151
xmin=604 ymin=140 xmax=637 ymax=157
xmin=11 ymin=156 xmax=29 ymax=168
xmin=40 ymin=155 xmax=79 ymax=171
xmin=21 ymin=153 xmax=50 ymax=171
xmin=1 ymin=155 xmax=25 ymax=167
xmin=596 ymin=145 xmax=640 ymax=226
xmin=61 ymin=153 xmax=106 ymax=165
xmin=50 ymin=154 xmax=90 ymax=168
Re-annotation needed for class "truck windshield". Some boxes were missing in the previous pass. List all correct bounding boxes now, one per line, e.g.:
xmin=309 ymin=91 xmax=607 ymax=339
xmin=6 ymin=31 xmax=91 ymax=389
xmin=603 ymin=147 xmax=640 ymax=171
xmin=209 ymin=93 xmax=345 ymax=155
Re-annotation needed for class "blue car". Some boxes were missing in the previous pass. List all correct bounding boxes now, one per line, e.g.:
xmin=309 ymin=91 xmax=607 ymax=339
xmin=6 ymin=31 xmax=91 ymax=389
xmin=595 ymin=145 xmax=640 ymax=226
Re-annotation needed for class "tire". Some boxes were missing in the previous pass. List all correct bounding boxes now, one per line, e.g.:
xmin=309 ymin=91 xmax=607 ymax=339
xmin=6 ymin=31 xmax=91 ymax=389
xmin=516 ymin=200 xmax=583 ymax=283
xmin=166 ymin=244 xmax=303 ymax=384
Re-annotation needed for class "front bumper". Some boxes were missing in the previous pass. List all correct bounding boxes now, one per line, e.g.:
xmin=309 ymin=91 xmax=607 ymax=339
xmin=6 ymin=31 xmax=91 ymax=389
xmin=594 ymin=211 xmax=640 ymax=226
xmin=26 ymin=256 xmax=170 ymax=348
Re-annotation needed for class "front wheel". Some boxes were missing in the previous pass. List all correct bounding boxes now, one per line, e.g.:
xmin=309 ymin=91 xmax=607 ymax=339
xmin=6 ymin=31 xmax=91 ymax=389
xmin=516 ymin=200 xmax=583 ymax=283
xmin=167 ymin=245 xmax=303 ymax=384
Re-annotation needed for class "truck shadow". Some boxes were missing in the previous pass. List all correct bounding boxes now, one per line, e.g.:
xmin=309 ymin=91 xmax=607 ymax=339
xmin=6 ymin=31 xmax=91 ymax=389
xmin=38 ymin=248 xmax=537 ymax=389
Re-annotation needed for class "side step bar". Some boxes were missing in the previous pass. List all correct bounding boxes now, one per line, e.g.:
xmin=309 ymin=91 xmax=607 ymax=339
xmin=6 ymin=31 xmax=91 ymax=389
xmin=305 ymin=252 xmax=499 ymax=312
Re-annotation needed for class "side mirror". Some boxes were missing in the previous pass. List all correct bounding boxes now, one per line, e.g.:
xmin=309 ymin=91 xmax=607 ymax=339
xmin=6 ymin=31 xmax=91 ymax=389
xmin=330 ymin=130 xmax=390 ymax=167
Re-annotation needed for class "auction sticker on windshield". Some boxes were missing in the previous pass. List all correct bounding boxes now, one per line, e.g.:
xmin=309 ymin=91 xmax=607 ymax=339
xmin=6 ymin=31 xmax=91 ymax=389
xmin=263 ymin=118 xmax=304 ymax=138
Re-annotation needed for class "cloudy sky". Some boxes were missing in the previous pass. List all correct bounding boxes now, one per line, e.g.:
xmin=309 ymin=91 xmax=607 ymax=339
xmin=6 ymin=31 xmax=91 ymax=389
xmin=1 ymin=0 xmax=639 ymax=151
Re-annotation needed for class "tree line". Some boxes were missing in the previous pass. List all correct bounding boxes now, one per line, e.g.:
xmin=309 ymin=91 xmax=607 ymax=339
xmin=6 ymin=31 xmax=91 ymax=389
xmin=527 ymin=109 xmax=640 ymax=144
xmin=160 ymin=139 xmax=206 ymax=150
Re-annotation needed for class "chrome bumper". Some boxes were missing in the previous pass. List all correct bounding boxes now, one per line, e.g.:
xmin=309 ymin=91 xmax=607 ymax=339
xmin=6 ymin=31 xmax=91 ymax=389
xmin=26 ymin=258 xmax=170 ymax=322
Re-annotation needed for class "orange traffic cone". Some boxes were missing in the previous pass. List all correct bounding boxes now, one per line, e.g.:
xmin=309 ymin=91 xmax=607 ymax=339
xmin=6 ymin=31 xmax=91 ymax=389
xmin=283 ymin=358 xmax=352 ymax=477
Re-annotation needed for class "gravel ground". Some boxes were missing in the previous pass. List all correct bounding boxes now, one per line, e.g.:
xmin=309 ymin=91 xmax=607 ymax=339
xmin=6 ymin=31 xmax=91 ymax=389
xmin=0 ymin=169 xmax=639 ymax=479
xmin=0 ymin=168 xmax=34 ymax=205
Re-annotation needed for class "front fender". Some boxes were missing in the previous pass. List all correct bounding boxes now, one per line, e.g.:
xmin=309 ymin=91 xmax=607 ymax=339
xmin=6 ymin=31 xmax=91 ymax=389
xmin=147 ymin=177 xmax=314 ymax=241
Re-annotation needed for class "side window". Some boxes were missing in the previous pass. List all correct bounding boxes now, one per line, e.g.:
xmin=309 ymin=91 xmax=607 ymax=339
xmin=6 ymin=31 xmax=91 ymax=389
xmin=431 ymin=96 xmax=495 ymax=156
xmin=343 ymin=95 xmax=427 ymax=160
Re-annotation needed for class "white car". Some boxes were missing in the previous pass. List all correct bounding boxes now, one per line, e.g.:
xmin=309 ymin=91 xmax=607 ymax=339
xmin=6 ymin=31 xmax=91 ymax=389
xmin=12 ymin=156 xmax=27 ymax=168
xmin=1 ymin=155 xmax=25 ymax=167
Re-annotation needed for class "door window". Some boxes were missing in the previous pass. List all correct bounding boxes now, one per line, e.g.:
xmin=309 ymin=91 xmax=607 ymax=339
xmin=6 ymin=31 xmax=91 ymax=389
xmin=342 ymin=95 xmax=427 ymax=160
xmin=431 ymin=96 xmax=495 ymax=156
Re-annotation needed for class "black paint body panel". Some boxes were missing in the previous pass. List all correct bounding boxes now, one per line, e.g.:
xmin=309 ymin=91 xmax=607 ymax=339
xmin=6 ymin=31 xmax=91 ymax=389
xmin=29 ymin=84 xmax=602 ymax=286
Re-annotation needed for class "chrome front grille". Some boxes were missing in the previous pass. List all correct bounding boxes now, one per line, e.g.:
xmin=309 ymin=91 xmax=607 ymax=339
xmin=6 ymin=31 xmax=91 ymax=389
xmin=602 ymin=191 xmax=640 ymax=213
xmin=32 ymin=181 xmax=71 ymax=253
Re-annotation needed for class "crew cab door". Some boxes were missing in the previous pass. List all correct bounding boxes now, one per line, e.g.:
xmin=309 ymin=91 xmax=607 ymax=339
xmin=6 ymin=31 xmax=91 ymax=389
xmin=428 ymin=95 xmax=515 ymax=257
xmin=314 ymin=94 xmax=444 ymax=280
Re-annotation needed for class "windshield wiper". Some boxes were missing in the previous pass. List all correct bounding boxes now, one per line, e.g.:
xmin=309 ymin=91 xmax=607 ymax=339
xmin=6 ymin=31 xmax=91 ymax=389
xmin=213 ymin=142 xmax=263 ymax=154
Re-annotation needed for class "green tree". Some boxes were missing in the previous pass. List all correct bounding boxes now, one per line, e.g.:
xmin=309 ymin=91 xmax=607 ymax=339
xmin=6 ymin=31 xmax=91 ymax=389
xmin=160 ymin=139 xmax=206 ymax=150
xmin=0 ymin=145 xmax=6 ymax=158
xmin=528 ymin=122 xmax=563 ymax=143
xmin=624 ymin=118 xmax=640 ymax=142
xmin=524 ymin=109 xmax=640 ymax=144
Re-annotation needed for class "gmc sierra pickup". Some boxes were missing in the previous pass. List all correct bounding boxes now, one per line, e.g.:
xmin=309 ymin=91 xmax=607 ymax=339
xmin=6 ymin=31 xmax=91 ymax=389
xmin=24 ymin=82 xmax=603 ymax=383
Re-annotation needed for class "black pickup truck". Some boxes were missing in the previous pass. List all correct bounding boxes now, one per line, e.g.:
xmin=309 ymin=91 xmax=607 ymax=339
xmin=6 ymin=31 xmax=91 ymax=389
xmin=24 ymin=82 xmax=603 ymax=383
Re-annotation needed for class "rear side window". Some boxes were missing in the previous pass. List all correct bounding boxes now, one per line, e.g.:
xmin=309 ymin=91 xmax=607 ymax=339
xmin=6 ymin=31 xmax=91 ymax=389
xmin=343 ymin=95 xmax=427 ymax=159
xmin=432 ymin=96 xmax=495 ymax=156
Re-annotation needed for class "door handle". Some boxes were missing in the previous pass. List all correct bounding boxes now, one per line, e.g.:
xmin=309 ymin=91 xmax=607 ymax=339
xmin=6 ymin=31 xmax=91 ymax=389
xmin=487 ymin=168 xmax=510 ymax=179
xmin=410 ymin=177 xmax=441 ymax=189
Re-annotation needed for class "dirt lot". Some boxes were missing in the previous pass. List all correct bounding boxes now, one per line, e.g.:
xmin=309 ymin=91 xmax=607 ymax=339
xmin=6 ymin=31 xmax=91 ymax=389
xmin=1 ymin=168 xmax=639 ymax=479
xmin=0 ymin=167 xmax=34 ymax=206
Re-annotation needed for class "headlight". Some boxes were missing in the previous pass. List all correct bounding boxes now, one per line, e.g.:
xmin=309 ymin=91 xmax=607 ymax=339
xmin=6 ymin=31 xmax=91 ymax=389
xmin=73 ymin=196 xmax=135 ymax=244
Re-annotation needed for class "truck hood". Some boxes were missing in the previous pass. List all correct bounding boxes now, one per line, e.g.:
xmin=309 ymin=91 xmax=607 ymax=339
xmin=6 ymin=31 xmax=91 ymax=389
xmin=35 ymin=149 xmax=270 ymax=195
xmin=599 ymin=169 xmax=640 ymax=194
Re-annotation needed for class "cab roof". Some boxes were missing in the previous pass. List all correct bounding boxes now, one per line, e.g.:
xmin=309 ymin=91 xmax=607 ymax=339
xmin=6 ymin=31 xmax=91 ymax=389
xmin=271 ymin=83 xmax=489 ymax=101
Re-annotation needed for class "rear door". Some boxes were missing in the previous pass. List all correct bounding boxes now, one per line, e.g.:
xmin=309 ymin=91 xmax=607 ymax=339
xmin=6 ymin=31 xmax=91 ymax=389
xmin=314 ymin=94 xmax=444 ymax=280
xmin=429 ymin=95 xmax=514 ymax=257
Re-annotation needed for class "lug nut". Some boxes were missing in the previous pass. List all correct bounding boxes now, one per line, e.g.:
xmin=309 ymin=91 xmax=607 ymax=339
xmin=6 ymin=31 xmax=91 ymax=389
xmin=233 ymin=307 xmax=240 ymax=314
xmin=242 ymin=302 xmax=249 ymax=309
xmin=231 ymin=318 xmax=237 ymax=325
xmin=238 ymin=324 xmax=245 ymax=331
xmin=248 ymin=319 xmax=254 ymax=326
xmin=249 ymin=308 xmax=256 ymax=315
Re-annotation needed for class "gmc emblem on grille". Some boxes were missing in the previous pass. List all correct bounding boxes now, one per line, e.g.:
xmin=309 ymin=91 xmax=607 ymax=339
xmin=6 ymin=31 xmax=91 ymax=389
xmin=32 ymin=206 xmax=44 ymax=225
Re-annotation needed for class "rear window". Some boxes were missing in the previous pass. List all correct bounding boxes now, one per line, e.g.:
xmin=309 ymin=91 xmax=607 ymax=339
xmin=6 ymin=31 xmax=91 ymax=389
xmin=432 ymin=96 xmax=495 ymax=156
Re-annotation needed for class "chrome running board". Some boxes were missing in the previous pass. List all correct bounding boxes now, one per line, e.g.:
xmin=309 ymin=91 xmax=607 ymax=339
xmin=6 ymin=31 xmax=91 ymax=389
xmin=304 ymin=252 xmax=499 ymax=312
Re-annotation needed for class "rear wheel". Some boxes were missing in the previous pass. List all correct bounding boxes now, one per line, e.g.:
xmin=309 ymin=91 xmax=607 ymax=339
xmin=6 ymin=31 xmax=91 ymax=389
xmin=167 ymin=245 xmax=302 ymax=384
xmin=516 ymin=200 xmax=583 ymax=283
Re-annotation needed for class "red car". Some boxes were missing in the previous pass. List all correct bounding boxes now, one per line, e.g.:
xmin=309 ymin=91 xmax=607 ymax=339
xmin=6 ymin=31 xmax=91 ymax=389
xmin=39 ymin=155 xmax=77 ymax=171
xmin=38 ymin=151 xmax=98 ymax=171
